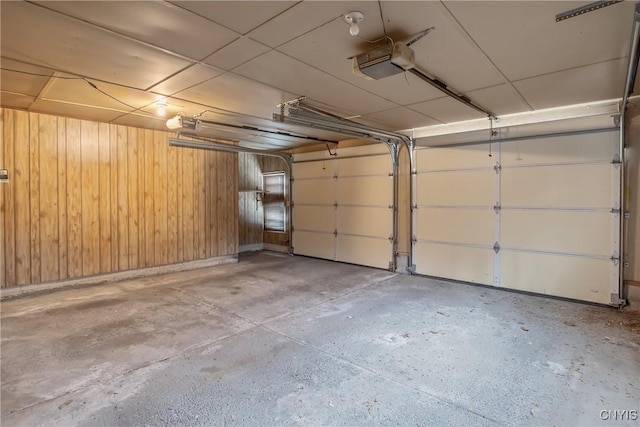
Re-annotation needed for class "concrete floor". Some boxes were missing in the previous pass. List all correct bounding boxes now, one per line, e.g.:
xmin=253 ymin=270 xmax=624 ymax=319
xmin=1 ymin=252 xmax=639 ymax=427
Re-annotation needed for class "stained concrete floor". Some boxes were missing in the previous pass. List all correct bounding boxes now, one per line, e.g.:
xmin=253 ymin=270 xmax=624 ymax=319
xmin=1 ymin=252 xmax=639 ymax=427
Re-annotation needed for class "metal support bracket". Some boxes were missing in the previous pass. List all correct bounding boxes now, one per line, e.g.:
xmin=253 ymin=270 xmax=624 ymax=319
xmin=493 ymin=242 xmax=500 ymax=254
xmin=494 ymin=162 xmax=502 ymax=174
xmin=610 ymin=251 xmax=620 ymax=266
xmin=494 ymin=202 xmax=501 ymax=213
xmin=610 ymin=293 xmax=627 ymax=308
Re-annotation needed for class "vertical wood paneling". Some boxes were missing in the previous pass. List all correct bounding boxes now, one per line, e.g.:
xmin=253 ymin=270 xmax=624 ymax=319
xmin=144 ymin=130 xmax=155 ymax=267
xmin=167 ymin=143 xmax=178 ymax=264
xmin=197 ymin=149 xmax=206 ymax=259
xmin=182 ymin=147 xmax=195 ymax=261
xmin=57 ymin=118 xmax=68 ymax=280
xmin=138 ymin=129 xmax=148 ymax=267
xmin=207 ymin=150 xmax=218 ymax=257
xmin=176 ymin=147 xmax=184 ymax=262
xmin=14 ymin=110 xmax=31 ymax=285
xmin=2 ymin=109 xmax=239 ymax=288
xmin=29 ymin=114 xmax=41 ymax=284
xmin=38 ymin=114 xmax=59 ymax=282
xmin=109 ymin=125 xmax=119 ymax=272
xmin=116 ymin=125 xmax=129 ymax=271
xmin=127 ymin=127 xmax=139 ymax=269
xmin=66 ymin=118 xmax=83 ymax=278
xmin=153 ymin=130 xmax=168 ymax=265
xmin=98 ymin=122 xmax=112 ymax=273
xmin=81 ymin=120 xmax=100 ymax=276
xmin=0 ymin=109 xmax=5 ymax=288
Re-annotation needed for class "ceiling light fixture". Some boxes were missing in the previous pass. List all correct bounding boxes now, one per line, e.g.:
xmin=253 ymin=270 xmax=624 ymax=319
xmin=156 ymin=100 xmax=168 ymax=116
xmin=555 ymin=0 xmax=622 ymax=22
xmin=344 ymin=11 xmax=364 ymax=36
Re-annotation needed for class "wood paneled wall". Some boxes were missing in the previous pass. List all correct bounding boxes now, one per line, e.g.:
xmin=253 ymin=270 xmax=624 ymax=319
xmin=0 ymin=108 xmax=238 ymax=288
xmin=238 ymin=153 xmax=289 ymax=248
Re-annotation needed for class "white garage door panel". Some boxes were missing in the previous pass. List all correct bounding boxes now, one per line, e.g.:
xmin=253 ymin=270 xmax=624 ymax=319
xmin=337 ymin=176 xmax=391 ymax=206
xmin=416 ymin=171 xmax=494 ymax=206
xmin=292 ymin=146 xmax=394 ymax=271
xmin=292 ymin=161 xmax=335 ymax=179
xmin=501 ymin=251 xmax=611 ymax=304
xmin=336 ymin=235 xmax=391 ymax=269
xmin=414 ymin=243 xmax=493 ymax=285
xmin=293 ymin=231 xmax=334 ymax=260
xmin=293 ymin=206 xmax=334 ymax=233
xmin=293 ymin=179 xmax=334 ymax=205
xmin=338 ymin=155 xmax=390 ymax=176
xmin=501 ymin=210 xmax=611 ymax=256
xmin=415 ymin=208 xmax=494 ymax=245
xmin=501 ymin=164 xmax=611 ymax=208
xmin=337 ymin=206 xmax=391 ymax=238
xmin=501 ymin=132 xmax=617 ymax=166
xmin=417 ymin=144 xmax=493 ymax=171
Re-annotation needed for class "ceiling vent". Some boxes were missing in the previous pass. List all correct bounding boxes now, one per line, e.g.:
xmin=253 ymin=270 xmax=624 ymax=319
xmin=353 ymin=42 xmax=415 ymax=80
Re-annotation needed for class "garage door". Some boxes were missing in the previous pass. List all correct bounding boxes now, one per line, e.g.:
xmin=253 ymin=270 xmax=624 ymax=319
xmin=412 ymin=129 xmax=621 ymax=304
xmin=292 ymin=145 xmax=395 ymax=270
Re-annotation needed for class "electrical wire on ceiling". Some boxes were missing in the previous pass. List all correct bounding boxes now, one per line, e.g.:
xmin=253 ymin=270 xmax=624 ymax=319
xmin=3 ymin=67 xmax=139 ymax=112
xmin=377 ymin=0 xmax=388 ymax=37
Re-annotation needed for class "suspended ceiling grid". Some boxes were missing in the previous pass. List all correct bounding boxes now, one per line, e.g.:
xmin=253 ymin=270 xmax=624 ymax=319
xmin=0 ymin=1 xmax=635 ymax=149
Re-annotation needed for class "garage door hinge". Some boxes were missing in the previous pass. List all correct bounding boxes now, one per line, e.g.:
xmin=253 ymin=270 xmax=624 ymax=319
xmin=611 ymin=203 xmax=620 ymax=216
xmin=493 ymin=242 xmax=500 ymax=253
xmin=334 ymin=229 xmax=338 ymax=237
xmin=291 ymin=225 xmax=295 ymax=232
xmin=494 ymin=162 xmax=501 ymax=174
xmin=493 ymin=202 xmax=501 ymax=213
xmin=412 ymin=236 xmax=417 ymax=243
xmin=334 ymin=174 xmax=338 ymax=180
xmin=610 ymin=252 xmax=620 ymax=266
xmin=334 ymin=202 xmax=338 ymax=209
xmin=291 ymin=202 xmax=295 ymax=208
xmin=612 ymin=154 xmax=621 ymax=165
xmin=388 ymin=235 xmax=394 ymax=243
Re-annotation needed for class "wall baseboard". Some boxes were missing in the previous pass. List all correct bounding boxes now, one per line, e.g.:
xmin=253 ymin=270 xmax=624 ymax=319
xmin=264 ymin=244 xmax=289 ymax=253
xmin=0 ymin=255 xmax=238 ymax=300
xmin=239 ymin=243 xmax=264 ymax=253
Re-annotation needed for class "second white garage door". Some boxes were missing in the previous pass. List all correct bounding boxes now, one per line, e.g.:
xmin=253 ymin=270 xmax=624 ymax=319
xmin=292 ymin=145 xmax=395 ymax=270
xmin=412 ymin=129 xmax=620 ymax=305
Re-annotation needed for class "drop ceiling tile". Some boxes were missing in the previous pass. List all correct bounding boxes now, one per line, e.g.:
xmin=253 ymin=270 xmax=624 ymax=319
xmin=174 ymin=72 xmax=298 ymax=120
xmin=111 ymin=112 xmax=171 ymax=132
xmin=374 ymin=1 xmax=505 ymax=92
xmin=202 ymin=37 xmax=271 ymax=71
xmin=360 ymin=107 xmax=442 ymax=131
xmin=443 ymin=1 xmax=635 ymax=81
xmin=0 ymin=58 xmax=53 ymax=97
xmin=234 ymin=50 xmax=397 ymax=116
xmin=513 ymin=58 xmax=627 ymax=110
xmin=248 ymin=1 xmax=366 ymax=48
xmin=29 ymin=99 xmax=124 ymax=123
xmin=32 ymin=1 xmax=239 ymax=60
xmin=1 ymin=1 xmax=191 ymax=90
xmin=465 ymin=84 xmax=532 ymax=117
xmin=40 ymin=77 xmax=158 ymax=112
xmin=170 ymin=1 xmax=297 ymax=35
xmin=1 ymin=91 xmax=35 ymax=110
xmin=408 ymin=96 xmax=487 ymax=123
xmin=150 ymin=64 xmax=223 ymax=96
